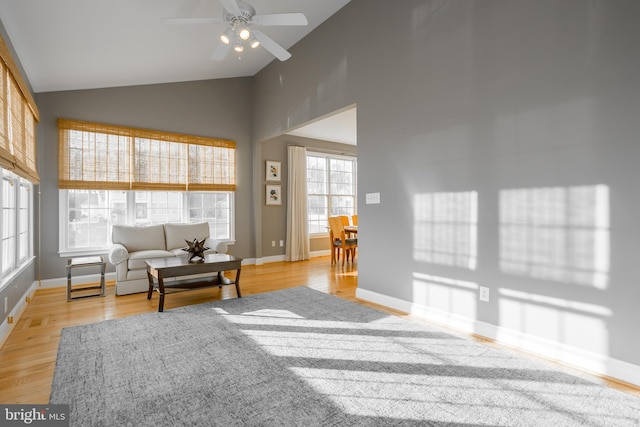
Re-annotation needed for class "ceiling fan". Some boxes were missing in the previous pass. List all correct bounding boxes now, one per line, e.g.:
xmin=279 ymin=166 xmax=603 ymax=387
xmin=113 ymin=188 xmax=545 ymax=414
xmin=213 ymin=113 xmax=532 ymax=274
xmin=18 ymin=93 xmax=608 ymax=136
xmin=165 ymin=0 xmax=308 ymax=61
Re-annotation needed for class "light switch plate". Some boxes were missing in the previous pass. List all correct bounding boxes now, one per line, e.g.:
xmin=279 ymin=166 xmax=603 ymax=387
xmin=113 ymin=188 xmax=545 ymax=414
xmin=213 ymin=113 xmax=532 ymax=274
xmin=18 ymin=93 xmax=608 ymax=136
xmin=365 ymin=192 xmax=381 ymax=204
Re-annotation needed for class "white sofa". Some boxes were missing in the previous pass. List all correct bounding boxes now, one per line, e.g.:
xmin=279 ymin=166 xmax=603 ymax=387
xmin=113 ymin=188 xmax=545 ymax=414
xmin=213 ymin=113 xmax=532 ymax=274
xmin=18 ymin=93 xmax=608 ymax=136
xmin=107 ymin=222 xmax=228 ymax=295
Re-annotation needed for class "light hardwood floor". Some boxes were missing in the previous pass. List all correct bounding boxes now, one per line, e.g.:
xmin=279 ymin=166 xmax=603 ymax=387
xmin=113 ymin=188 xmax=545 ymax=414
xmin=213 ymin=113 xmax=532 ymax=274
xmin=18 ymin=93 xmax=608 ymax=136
xmin=0 ymin=256 xmax=637 ymax=404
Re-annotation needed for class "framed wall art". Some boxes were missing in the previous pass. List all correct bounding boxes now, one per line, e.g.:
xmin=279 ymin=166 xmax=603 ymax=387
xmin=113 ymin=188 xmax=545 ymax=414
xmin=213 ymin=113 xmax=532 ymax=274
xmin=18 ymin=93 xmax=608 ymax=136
xmin=266 ymin=160 xmax=281 ymax=182
xmin=266 ymin=185 xmax=282 ymax=206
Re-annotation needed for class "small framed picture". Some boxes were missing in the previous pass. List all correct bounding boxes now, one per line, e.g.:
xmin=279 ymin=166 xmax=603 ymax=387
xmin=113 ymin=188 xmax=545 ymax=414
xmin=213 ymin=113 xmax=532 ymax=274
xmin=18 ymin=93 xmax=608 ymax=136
xmin=266 ymin=185 xmax=282 ymax=206
xmin=266 ymin=160 xmax=281 ymax=182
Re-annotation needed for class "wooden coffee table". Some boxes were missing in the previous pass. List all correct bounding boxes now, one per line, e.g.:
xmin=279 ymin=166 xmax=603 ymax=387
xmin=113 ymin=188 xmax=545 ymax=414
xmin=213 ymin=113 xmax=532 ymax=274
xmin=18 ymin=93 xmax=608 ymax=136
xmin=146 ymin=253 xmax=242 ymax=312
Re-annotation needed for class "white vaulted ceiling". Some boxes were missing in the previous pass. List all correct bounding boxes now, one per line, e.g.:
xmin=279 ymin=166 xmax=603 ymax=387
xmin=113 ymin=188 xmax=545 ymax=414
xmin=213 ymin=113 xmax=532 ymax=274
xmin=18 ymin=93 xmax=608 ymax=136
xmin=287 ymin=106 xmax=357 ymax=146
xmin=0 ymin=0 xmax=350 ymax=93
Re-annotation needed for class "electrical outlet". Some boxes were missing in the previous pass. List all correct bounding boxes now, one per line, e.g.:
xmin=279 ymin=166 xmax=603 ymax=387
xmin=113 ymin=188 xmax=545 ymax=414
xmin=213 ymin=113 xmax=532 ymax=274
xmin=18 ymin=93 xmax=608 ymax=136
xmin=3 ymin=297 xmax=7 ymax=314
xmin=271 ymin=241 xmax=275 ymax=247
xmin=279 ymin=240 xmax=284 ymax=247
xmin=479 ymin=286 xmax=490 ymax=302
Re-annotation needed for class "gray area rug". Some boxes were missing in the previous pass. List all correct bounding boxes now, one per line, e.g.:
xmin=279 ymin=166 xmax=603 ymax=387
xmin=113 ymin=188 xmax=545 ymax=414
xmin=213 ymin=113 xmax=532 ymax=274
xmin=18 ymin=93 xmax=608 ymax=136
xmin=51 ymin=286 xmax=640 ymax=426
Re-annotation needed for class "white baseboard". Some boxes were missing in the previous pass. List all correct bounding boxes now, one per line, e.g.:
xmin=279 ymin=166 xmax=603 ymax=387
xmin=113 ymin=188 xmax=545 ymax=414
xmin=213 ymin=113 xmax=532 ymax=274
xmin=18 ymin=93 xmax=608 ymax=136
xmin=356 ymin=288 xmax=640 ymax=388
xmin=0 ymin=281 xmax=39 ymax=349
xmin=250 ymin=251 xmax=329 ymax=266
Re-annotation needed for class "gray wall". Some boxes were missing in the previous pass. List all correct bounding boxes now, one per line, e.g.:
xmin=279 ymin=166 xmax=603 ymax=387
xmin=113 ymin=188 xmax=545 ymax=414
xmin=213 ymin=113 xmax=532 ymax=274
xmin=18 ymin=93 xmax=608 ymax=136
xmin=254 ymin=0 xmax=640 ymax=375
xmin=34 ymin=78 xmax=254 ymax=279
xmin=4 ymin=0 xmax=640 ymax=382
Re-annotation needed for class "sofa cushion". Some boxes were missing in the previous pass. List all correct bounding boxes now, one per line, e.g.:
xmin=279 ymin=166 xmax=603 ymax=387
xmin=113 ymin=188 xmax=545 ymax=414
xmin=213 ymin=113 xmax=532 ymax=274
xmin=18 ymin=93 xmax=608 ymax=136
xmin=112 ymin=224 xmax=166 ymax=252
xmin=164 ymin=222 xmax=210 ymax=251
xmin=128 ymin=249 xmax=175 ymax=270
xmin=125 ymin=268 xmax=150 ymax=282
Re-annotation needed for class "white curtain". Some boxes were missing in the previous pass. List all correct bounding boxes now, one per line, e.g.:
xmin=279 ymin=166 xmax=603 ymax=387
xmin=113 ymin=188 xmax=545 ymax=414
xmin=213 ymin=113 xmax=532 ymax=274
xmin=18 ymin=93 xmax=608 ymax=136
xmin=285 ymin=145 xmax=310 ymax=261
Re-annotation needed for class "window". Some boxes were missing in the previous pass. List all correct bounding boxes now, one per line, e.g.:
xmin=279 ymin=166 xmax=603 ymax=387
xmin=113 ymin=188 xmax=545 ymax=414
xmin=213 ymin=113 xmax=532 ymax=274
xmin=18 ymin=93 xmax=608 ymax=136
xmin=1 ymin=173 xmax=16 ymax=274
xmin=1 ymin=170 xmax=32 ymax=279
xmin=0 ymin=32 xmax=38 ymax=287
xmin=60 ymin=190 xmax=234 ymax=254
xmin=18 ymin=180 xmax=30 ymax=262
xmin=307 ymin=152 xmax=357 ymax=234
xmin=58 ymin=119 xmax=236 ymax=255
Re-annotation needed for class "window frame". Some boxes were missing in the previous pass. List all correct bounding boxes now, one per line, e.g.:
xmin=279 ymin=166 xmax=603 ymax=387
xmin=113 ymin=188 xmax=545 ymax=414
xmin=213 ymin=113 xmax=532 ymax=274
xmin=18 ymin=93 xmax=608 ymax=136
xmin=306 ymin=151 xmax=357 ymax=236
xmin=58 ymin=189 xmax=235 ymax=257
xmin=1 ymin=169 xmax=34 ymax=290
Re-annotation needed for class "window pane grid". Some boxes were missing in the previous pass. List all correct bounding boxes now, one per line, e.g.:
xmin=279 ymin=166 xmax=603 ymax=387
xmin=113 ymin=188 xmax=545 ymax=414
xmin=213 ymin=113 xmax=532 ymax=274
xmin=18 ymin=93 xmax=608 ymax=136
xmin=188 ymin=192 xmax=231 ymax=240
xmin=307 ymin=154 xmax=356 ymax=235
xmin=67 ymin=190 xmax=111 ymax=250
xmin=18 ymin=182 xmax=28 ymax=261
xmin=134 ymin=191 xmax=184 ymax=224
xmin=2 ymin=172 xmax=26 ymax=275
xmin=62 ymin=189 xmax=233 ymax=251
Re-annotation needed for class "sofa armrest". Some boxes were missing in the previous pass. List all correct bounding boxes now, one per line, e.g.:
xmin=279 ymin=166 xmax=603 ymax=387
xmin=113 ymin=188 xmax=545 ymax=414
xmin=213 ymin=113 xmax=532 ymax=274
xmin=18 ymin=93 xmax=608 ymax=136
xmin=108 ymin=243 xmax=130 ymax=265
xmin=206 ymin=239 xmax=228 ymax=254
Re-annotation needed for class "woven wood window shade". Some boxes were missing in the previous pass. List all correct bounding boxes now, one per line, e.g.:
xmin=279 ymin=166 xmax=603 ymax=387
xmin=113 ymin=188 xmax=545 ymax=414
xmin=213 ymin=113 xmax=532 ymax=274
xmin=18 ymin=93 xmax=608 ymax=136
xmin=58 ymin=119 xmax=236 ymax=191
xmin=0 ymin=34 xmax=40 ymax=183
xmin=58 ymin=120 xmax=132 ymax=190
xmin=188 ymin=142 xmax=236 ymax=191
xmin=0 ymin=64 xmax=9 ymax=171
xmin=133 ymin=137 xmax=187 ymax=191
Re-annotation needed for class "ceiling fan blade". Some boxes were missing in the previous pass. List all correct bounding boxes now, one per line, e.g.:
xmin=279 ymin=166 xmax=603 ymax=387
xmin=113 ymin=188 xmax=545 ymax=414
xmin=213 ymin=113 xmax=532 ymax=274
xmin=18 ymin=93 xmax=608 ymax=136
xmin=162 ymin=17 xmax=221 ymax=25
xmin=211 ymin=42 xmax=231 ymax=61
xmin=251 ymin=13 xmax=308 ymax=26
xmin=252 ymin=30 xmax=291 ymax=61
xmin=219 ymin=0 xmax=242 ymax=17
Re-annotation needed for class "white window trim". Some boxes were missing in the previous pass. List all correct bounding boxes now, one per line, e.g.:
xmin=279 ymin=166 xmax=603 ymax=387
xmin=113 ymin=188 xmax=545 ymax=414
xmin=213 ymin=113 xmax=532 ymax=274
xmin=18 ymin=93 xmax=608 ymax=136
xmin=1 ymin=171 xmax=34 ymax=291
xmin=58 ymin=190 xmax=235 ymax=257
xmin=307 ymin=150 xmax=357 ymax=237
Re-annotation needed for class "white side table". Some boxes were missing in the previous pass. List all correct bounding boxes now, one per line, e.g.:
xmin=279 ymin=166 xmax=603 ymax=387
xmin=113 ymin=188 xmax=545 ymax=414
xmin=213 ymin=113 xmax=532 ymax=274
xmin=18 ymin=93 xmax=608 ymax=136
xmin=66 ymin=256 xmax=106 ymax=301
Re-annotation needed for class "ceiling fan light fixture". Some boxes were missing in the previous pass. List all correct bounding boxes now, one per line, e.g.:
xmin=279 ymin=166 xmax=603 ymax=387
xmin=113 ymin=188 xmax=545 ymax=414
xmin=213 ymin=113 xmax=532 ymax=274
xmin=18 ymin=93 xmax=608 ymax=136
xmin=202 ymin=0 xmax=308 ymax=61
xmin=231 ymin=19 xmax=251 ymax=40
xmin=219 ymin=28 xmax=234 ymax=44
xmin=239 ymin=27 xmax=251 ymax=40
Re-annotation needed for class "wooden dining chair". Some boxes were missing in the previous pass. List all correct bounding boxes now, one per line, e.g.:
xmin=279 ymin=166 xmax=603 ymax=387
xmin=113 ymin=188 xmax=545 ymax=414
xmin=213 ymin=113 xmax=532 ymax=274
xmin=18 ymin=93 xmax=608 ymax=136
xmin=340 ymin=215 xmax=356 ymax=237
xmin=328 ymin=216 xmax=358 ymax=267
xmin=351 ymin=214 xmax=358 ymax=226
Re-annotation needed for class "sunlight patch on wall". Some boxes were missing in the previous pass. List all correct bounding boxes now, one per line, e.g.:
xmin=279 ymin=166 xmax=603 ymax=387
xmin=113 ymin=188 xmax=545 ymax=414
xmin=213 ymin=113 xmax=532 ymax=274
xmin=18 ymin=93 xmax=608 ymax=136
xmin=498 ymin=288 xmax=611 ymax=356
xmin=412 ymin=272 xmax=478 ymax=320
xmin=317 ymin=56 xmax=348 ymax=107
xmin=499 ymin=185 xmax=609 ymax=289
xmin=413 ymin=191 xmax=478 ymax=269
